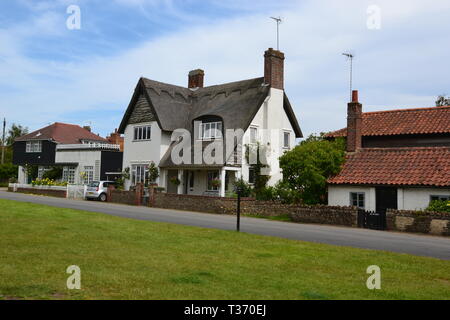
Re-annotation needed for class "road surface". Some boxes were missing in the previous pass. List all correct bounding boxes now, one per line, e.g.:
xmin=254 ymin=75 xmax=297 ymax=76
xmin=0 ymin=191 xmax=449 ymax=260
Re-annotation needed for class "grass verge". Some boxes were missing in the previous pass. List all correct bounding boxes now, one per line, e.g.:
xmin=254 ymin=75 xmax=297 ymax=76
xmin=0 ymin=199 xmax=449 ymax=300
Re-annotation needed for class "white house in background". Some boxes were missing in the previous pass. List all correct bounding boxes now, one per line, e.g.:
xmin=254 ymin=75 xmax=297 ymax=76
xmin=117 ymin=48 xmax=303 ymax=196
xmin=13 ymin=122 xmax=123 ymax=185
xmin=327 ymin=91 xmax=450 ymax=212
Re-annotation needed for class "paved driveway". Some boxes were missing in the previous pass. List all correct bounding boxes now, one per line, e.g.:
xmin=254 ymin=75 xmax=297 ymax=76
xmin=1 ymin=191 xmax=449 ymax=260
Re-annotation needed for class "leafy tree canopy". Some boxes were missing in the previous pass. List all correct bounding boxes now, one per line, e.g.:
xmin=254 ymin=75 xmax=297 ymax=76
xmin=279 ymin=133 xmax=346 ymax=204
xmin=6 ymin=123 xmax=28 ymax=146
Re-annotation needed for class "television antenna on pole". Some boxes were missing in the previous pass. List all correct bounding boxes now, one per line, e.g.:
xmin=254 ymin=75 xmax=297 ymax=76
xmin=342 ymin=52 xmax=355 ymax=101
xmin=270 ymin=16 xmax=282 ymax=50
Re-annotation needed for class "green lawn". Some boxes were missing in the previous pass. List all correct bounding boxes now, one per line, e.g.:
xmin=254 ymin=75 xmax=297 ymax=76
xmin=0 ymin=199 xmax=449 ymax=300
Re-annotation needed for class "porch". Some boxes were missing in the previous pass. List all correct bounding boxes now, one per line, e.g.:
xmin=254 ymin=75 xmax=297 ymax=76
xmin=163 ymin=167 xmax=241 ymax=197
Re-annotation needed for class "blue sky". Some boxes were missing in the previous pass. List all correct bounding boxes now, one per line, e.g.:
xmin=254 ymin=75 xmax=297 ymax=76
xmin=0 ymin=0 xmax=449 ymax=137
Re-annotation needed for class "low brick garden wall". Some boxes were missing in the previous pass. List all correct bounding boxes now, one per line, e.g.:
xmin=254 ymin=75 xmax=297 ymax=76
xmin=152 ymin=192 xmax=358 ymax=227
xmin=8 ymin=186 xmax=67 ymax=198
xmin=107 ymin=189 xmax=139 ymax=206
xmin=387 ymin=209 xmax=450 ymax=236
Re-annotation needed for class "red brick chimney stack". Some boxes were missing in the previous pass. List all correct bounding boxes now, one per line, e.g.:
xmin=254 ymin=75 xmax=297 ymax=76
xmin=188 ymin=69 xmax=205 ymax=89
xmin=264 ymin=48 xmax=285 ymax=90
xmin=346 ymin=90 xmax=362 ymax=152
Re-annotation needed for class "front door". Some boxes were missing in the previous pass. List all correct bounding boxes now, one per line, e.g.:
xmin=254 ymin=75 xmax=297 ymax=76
xmin=167 ymin=170 xmax=178 ymax=194
xmin=375 ymin=187 xmax=398 ymax=214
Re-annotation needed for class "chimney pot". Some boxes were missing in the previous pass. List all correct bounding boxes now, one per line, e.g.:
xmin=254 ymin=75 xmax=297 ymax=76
xmin=188 ymin=69 xmax=205 ymax=89
xmin=352 ymin=90 xmax=358 ymax=103
xmin=264 ymin=48 xmax=285 ymax=90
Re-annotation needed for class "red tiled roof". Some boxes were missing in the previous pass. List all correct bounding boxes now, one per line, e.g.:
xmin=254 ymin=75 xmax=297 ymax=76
xmin=326 ymin=106 xmax=450 ymax=137
xmin=15 ymin=122 xmax=108 ymax=144
xmin=328 ymin=147 xmax=450 ymax=187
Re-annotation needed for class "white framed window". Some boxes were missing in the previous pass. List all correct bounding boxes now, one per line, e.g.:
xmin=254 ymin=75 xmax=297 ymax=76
xmin=199 ymin=121 xmax=222 ymax=140
xmin=133 ymin=125 xmax=151 ymax=141
xmin=62 ymin=166 xmax=76 ymax=184
xmin=26 ymin=141 xmax=42 ymax=153
xmin=131 ymin=164 xmax=149 ymax=186
xmin=350 ymin=192 xmax=365 ymax=209
xmin=84 ymin=166 xmax=94 ymax=185
xmin=250 ymin=127 xmax=258 ymax=144
xmin=283 ymin=131 xmax=291 ymax=149
xmin=430 ymin=195 xmax=450 ymax=202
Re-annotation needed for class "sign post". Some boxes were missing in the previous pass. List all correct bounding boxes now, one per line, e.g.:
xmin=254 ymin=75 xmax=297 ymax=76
xmin=236 ymin=186 xmax=242 ymax=232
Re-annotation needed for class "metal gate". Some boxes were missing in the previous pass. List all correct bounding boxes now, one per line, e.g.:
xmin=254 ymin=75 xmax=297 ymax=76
xmin=358 ymin=209 xmax=386 ymax=230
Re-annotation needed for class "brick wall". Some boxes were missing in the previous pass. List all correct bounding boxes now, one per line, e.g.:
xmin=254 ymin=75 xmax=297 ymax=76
xmin=108 ymin=189 xmax=138 ymax=206
xmin=8 ymin=187 xmax=66 ymax=198
xmin=387 ymin=209 xmax=450 ymax=236
xmin=152 ymin=192 xmax=358 ymax=227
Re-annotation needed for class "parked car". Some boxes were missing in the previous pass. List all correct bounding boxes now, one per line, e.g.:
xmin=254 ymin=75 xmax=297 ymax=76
xmin=85 ymin=181 xmax=115 ymax=202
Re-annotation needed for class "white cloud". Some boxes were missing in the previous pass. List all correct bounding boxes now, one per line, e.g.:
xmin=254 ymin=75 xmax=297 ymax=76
xmin=1 ymin=0 xmax=449 ymax=136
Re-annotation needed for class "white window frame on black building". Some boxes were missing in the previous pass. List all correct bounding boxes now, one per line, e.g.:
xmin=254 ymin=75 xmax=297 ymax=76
xmin=26 ymin=141 xmax=42 ymax=153
xmin=133 ymin=125 xmax=151 ymax=141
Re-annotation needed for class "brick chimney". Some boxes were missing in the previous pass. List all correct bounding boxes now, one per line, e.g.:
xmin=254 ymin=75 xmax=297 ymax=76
xmin=264 ymin=48 xmax=285 ymax=90
xmin=346 ymin=90 xmax=362 ymax=152
xmin=83 ymin=125 xmax=91 ymax=132
xmin=107 ymin=128 xmax=124 ymax=152
xmin=188 ymin=69 xmax=204 ymax=89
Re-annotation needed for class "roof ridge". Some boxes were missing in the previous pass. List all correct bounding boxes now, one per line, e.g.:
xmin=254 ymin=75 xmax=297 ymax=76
xmin=363 ymin=105 xmax=450 ymax=115
xmin=360 ymin=146 xmax=450 ymax=152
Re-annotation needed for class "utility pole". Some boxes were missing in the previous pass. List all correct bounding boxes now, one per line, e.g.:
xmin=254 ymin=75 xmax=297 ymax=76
xmin=270 ymin=17 xmax=282 ymax=51
xmin=342 ymin=52 xmax=355 ymax=101
xmin=1 ymin=118 xmax=5 ymax=164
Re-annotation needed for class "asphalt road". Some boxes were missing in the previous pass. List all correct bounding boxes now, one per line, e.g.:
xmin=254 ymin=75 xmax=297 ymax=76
xmin=1 ymin=191 xmax=449 ymax=260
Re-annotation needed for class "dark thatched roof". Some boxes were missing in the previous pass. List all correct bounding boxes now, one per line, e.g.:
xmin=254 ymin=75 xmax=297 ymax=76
xmin=118 ymin=77 xmax=302 ymax=137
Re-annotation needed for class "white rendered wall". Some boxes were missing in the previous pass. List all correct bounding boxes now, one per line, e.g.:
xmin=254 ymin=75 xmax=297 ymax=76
xmin=399 ymin=187 xmax=450 ymax=210
xmin=241 ymin=88 xmax=296 ymax=186
xmin=122 ymin=121 xmax=170 ymax=190
xmin=55 ymin=150 xmax=102 ymax=185
xmin=328 ymin=185 xmax=376 ymax=211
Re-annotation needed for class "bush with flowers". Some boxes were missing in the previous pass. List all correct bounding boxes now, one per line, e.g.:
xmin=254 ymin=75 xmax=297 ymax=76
xmin=31 ymin=178 xmax=68 ymax=187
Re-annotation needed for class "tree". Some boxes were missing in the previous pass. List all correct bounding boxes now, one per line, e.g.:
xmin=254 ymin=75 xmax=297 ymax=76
xmin=279 ymin=134 xmax=346 ymax=204
xmin=6 ymin=124 xmax=28 ymax=146
xmin=436 ymin=95 xmax=450 ymax=107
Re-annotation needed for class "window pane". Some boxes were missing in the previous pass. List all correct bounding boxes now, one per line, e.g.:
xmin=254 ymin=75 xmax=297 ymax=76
xmin=146 ymin=126 xmax=151 ymax=140
xmin=284 ymin=132 xmax=290 ymax=148
xmin=205 ymin=123 xmax=211 ymax=139
xmin=216 ymin=122 xmax=222 ymax=138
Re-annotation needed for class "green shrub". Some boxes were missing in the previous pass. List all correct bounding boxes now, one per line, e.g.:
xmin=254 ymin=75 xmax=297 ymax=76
xmin=273 ymin=180 xmax=302 ymax=204
xmin=42 ymin=167 xmax=63 ymax=180
xmin=255 ymin=186 xmax=275 ymax=201
xmin=233 ymin=178 xmax=252 ymax=197
xmin=426 ymin=200 xmax=450 ymax=213
xmin=0 ymin=163 xmax=18 ymax=182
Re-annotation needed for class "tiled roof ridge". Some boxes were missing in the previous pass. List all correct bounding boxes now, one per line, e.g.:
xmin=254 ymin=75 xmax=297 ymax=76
xmin=363 ymin=105 xmax=450 ymax=115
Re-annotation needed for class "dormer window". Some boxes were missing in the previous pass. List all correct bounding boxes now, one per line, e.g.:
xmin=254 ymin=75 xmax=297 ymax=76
xmin=199 ymin=121 xmax=222 ymax=140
